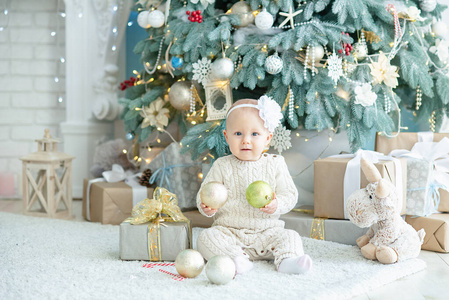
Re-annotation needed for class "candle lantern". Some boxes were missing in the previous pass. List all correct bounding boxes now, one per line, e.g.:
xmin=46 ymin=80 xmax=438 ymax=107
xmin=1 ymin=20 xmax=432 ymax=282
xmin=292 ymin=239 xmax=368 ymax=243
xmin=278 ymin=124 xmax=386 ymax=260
xmin=19 ymin=129 xmax=75 ymax=219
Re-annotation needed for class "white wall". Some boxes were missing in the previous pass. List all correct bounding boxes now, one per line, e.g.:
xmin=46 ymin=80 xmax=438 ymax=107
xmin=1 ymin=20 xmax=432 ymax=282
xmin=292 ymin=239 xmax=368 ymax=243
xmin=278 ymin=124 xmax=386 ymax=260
xmin=0 ymin=0 xmax=66 ymax=197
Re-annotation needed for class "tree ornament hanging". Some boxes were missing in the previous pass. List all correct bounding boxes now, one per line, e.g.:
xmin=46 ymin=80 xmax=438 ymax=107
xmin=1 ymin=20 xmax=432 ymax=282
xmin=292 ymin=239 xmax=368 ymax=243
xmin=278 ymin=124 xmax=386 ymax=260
xmin=354 ymin=83 xmax=377 ymax=107
xmin=255 ymin=8 xmax=274 ymax=30
xmin=327 ymin=50 xmax=343 ymax=85
xmin=432 ymin=21 xmax=449 ymax=38
xmin=126 ymin=132 xmax=135 ymax=140
xmin=271 ymin=126 xmax=292 ymax=154
xmin=186 ymin=10 xmax=203 ymax=23
xmin=190 ymin=0 xmax=215 ymax=9
xmin=170 ymin=56 xmax=184 ymax=69
xmin=339 ymin=33 xmax=353 ymax=56
xmin=148 ymin=10 xmax=165 ymax=28
xmin=211 ymin=57 xmax=234 ymax=80
xmin=137 ymin=11 xmax=151 ymax=28
xmin=306 ymin=44 xmax=325 ymax=63
xmin=264 ymin=53 xmax=283 ymax=75
xmin=278 ymin=6 xmax=303 ymax=29
xmin=420 ymin=0 xmax=437 ymax=12
xmin=230 ymin=1 xmax=255 ymax=28
xmin=288 ymin=86 xmax=294 ymax=121
xmin=415 ymin=85 xmax=423 ymax=110
xmin=353 ymin=30 xmax=368 ymax=61
xmin=192 ymin=57 xmax=212 ymax=87
xmin=169 ymin=81 xmax=191 ymax=110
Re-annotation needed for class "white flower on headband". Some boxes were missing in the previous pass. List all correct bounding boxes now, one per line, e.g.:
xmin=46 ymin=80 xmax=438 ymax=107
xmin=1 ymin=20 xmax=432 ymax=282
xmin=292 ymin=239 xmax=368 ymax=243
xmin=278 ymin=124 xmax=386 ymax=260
xmin=258 ymin=95 xmax=282 ymax=132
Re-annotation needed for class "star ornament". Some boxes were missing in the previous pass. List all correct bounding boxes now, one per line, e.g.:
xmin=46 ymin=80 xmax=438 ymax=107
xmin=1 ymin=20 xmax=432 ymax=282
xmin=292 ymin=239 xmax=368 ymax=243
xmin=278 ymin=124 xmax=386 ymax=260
xmin=279 ymin=7 xmax=303 ymax=29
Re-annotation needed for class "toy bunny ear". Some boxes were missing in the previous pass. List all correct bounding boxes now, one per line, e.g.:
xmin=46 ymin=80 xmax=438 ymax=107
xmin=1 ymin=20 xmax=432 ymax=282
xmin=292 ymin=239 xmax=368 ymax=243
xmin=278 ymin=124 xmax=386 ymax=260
xmin=375 ymin=179 xmax=391 ymax=199
xmin=361 ymin=157 xmax=382 ymax=183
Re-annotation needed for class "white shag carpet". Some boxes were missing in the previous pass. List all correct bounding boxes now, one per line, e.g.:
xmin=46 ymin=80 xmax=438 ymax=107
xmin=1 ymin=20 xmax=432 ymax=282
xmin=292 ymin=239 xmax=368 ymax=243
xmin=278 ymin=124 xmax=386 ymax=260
xmin=0 ymin=212 xmax=426 ymax=300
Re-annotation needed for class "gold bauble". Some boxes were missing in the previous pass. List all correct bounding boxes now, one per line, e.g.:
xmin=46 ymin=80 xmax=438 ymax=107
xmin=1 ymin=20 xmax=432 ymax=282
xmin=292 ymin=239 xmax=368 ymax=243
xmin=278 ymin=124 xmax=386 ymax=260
xmin=175 ymin=249 xmax=205 ymax=278
xmin=205 ymin=255 xmax=236 ymax=285
xmin=168 ymin=81 xmax=191 ymax=110
xmin=230 ymin=1 xmax=254 ymax=28
xmin=200 ymin=181 xmax=228 ymax=209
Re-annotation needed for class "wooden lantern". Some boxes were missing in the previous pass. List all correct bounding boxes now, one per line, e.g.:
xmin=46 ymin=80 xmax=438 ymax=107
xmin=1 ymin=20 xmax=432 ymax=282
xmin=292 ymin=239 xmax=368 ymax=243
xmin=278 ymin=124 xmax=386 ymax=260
xmin=19 ymin=129 xmax=75 ymax=219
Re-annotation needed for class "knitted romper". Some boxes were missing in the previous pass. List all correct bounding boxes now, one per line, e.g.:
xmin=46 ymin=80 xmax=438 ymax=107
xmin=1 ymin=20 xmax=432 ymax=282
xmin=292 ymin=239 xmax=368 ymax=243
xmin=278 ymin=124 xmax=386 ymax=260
xmin=196 ymin=153 xmax=304 ymax=269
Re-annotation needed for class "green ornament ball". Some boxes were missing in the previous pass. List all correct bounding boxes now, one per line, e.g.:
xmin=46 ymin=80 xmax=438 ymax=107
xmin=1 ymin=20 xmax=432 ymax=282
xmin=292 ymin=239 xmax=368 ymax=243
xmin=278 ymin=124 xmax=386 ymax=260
xmin=246 ymin=180 xmax=273 ymax=208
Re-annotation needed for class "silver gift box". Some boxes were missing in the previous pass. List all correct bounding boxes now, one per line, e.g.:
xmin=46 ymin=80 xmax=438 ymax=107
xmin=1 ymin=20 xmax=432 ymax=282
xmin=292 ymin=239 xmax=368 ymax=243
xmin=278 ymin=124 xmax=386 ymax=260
xmin=120 ymin=221 xmax=191 ymax=261
xmin=405 ymin=157 xmax=434 ymax=216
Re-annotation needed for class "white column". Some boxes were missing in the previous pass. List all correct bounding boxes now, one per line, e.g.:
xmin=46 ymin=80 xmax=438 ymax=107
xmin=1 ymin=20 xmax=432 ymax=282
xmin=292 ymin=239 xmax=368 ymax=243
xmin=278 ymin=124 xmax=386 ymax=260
xmin=61 ymin=0 xmax=131 ymax=198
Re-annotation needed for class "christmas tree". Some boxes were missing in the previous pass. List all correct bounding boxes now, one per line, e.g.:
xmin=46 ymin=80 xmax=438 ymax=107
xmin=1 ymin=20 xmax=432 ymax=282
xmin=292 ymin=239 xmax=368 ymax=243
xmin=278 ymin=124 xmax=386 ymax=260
xmin=119 ymin=0 xmax=449 ymax=161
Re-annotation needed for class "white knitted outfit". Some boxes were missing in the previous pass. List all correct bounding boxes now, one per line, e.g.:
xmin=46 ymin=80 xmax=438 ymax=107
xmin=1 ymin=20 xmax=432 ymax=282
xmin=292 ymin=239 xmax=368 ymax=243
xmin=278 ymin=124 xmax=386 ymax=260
xmin=196 ymin=153 xmax=304 ymax=269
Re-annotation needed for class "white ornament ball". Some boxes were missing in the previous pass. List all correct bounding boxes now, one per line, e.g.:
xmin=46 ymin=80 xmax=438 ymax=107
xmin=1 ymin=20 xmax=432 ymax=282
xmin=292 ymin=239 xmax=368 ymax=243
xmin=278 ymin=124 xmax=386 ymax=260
xmin=205 ymin=255 xmax=236 ymax=285
xmin=148 ymin=10 xmax=165 ymax=28
xmin=265 ymin=53 xmax=283 ymax=75
xmin=169 ymin=81 xmax=191 ymax=110
xmin=432 ymin=21 xmax=449 ymax=38
xmin=420 ymin=0 xmax=437 ymax=12
xmin=200 ymin=181 xmax=228 ymax=209
xmin=137 ymin=11 xmax=151 ymax=29
xmin=307 ymin=45 xmax=325 ymax=63
xmin=211 ymin=57 xmax=235 ymax=80
xmin=175 ymin=249 xmax=205 ymax=278
xmin=231 ymin=1 xmax=255 ymax=28
xmin=353 ymin=42 xmax=368 ymax=61
xmin=255 ymin=9 xmax=274 ymax=30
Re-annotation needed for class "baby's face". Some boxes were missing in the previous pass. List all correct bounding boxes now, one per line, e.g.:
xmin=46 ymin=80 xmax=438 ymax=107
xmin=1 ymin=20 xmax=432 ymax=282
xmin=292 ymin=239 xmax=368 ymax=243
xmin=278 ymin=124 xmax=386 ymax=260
xmin=223 ymin=108 xmax=272 ymax=161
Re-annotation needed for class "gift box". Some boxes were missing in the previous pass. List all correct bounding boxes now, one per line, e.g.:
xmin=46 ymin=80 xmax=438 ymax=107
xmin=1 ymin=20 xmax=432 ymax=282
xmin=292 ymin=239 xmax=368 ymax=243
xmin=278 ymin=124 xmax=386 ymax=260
xmin=281 ymin=209 xmax=367 ymax=245
xmin=314 ymin=155 xmax=407 ymax=219
xmin=120 ymin=220 xmax=191 ymax=261
xmin=82 ymin=179 xmax=154 ymax=225
xmin=376 ymin=132 xmax=449 ymax=213
xmin=146 ymin=142 xmax=202 ymax=211
xmin=405 ymin=214 xmax=449 ymax=253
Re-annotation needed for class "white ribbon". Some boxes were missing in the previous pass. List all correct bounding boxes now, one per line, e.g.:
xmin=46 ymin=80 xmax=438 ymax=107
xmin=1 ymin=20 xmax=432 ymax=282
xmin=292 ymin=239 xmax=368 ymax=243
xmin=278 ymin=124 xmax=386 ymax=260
xmin=85 ymin=164 xmax=147 ymax=221
xmin=417 ymin=131 xmax=434 ymax=143
xmin=329 ymin=149 xmax=403 ymax=219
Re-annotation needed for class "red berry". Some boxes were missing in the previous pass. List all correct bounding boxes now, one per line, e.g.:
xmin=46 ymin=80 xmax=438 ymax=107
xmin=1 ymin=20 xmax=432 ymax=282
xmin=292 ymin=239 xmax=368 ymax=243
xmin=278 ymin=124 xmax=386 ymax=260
xmin=191 ymin=11 xmax=197 ymax=16
xmin=338 ymin=49 xmax=343 ymax=54
xmin=188 ymin=16 xmax=192 ymax=21
xmin=186 ymin=10 xmax=190 ymax=15
xmin=198 ymin=20 xmax=202 ymax=23
xmin=199 ymin=15 xmax=203 ymax=20
xmin=196 ymin=10 xmax=201 ymax=14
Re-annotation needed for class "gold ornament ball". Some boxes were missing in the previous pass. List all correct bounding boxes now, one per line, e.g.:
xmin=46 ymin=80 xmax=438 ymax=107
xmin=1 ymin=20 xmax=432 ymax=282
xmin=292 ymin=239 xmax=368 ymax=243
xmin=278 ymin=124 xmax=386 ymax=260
xmin=353 ymin=42 xmax=368 ymax=61
xmin=175 ymin=249 xmax=205 ymax=278
xmin=200 ymin=181 xmax=228 ymax=209
xmin=169 ymin=81 xmax=191 ymax=110
xmin=306 ymin=45 xmax=325 ymax=63
xmin=246 ymin=180 xmax=273 ymax=208
xmin=231 ymin=1 xmax=255 ymax=28
xmin=205 ymin=255 xmax=236 ymax=285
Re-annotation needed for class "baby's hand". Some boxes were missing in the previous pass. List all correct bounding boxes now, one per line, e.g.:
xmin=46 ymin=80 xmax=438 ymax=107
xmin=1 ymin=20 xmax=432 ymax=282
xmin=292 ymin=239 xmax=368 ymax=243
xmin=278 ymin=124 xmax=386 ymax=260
xmin=260 ymin=193 xmax=277 ymax=214
xmin=200 ymin=203 xmax=217 ymax=216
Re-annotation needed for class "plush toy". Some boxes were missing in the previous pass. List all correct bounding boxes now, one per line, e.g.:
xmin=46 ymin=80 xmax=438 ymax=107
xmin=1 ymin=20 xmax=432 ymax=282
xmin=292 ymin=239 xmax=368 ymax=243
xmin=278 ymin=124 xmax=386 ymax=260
xmin=90 ymin=139 xmax=137 ymax=178
xmin=346 ymin=158 xmax=425 ymax=264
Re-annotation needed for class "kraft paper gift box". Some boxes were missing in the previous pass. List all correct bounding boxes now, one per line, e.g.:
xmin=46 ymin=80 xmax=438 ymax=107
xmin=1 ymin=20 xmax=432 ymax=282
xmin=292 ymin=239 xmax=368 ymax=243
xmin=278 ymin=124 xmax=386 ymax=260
xmin=82 ymin=179 xmax=154 ymax=225
xmin=314 ymin=155 xmax=407 ymax=219
xmin=405 ymin=214 xmax=449 ymax=253
xmin=120 ymin=220 xmax=191 ymax=261
xmin=281 ymin=209 xmax=367 ymax=245
xmin=376 ymin=132 xmax=449 ymax=213
xmin=146 ymin=142 xmax=202 ymax=211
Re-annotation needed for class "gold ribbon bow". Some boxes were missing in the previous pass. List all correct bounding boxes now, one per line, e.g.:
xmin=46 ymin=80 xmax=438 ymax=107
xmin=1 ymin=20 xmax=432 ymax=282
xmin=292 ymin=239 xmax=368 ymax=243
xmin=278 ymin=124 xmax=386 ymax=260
xmin=129 ymin=187 xmax=188 ymax=225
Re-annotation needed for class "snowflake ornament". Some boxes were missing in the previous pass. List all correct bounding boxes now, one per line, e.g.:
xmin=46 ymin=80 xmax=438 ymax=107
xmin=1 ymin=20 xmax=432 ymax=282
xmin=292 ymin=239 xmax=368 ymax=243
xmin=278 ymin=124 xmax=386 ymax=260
xmin=327 ymin=51 xmax=343 ymax=85
xmin=271 ymin=126 xmax=292 ymax=154
xmin=192 ymin=57 xmax=212 ymax=87
xmin=190 ymin=0 xmax=215 ymax=9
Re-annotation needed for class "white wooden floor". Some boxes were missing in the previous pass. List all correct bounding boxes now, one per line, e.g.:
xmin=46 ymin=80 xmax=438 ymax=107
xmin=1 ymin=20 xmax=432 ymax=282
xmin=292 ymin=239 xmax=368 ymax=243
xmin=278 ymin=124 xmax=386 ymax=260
xmin=2 ymin=199 xmax=449 ymax=299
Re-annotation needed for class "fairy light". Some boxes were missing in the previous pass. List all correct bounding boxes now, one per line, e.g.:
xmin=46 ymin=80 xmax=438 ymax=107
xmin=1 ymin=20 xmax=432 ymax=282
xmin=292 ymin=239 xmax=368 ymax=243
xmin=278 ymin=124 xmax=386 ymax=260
xmin=198 ymin=173 xmax=204 ymax=180
xmin=123 ymin=149 xmax=128 ymax=154
xmin=157 ymin=138 xmax=161 ymax=143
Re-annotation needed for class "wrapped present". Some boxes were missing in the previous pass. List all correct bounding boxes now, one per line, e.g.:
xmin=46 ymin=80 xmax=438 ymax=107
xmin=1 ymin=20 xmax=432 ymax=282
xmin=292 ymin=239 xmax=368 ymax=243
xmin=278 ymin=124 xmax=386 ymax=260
xmin=146 ymin=142 xmax=202 ymax=211
xmin=82 ymin=164 xmax=154 ymax=225
xmin=376 ymin=132 xmax=449 ymax=213
xmin=314 ymin=150 xmax=407 ymax=219
xmin=388 ymin=138 xmax=449 ymax=216
xmin=120 ymin=188 xmax=192 ymax=261
xmin=281 ymin=209 xmax=367 ymax=245
xmin=405 ymin=214 xmax=449 ymax=253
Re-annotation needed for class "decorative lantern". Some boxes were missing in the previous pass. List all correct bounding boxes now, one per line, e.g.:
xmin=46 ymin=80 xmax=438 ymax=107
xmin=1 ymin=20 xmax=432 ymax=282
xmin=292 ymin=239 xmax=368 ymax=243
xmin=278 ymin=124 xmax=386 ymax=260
xmin=19 ymin=129 xmax=75 ymax=219
xmin=205 ymin=80 xmax=233 ymax=121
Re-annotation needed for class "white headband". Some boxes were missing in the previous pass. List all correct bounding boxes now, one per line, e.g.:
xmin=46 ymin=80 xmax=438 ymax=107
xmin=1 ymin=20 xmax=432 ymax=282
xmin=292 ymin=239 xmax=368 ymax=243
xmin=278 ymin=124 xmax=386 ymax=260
xmin=225 ymin=95 xmax=283 ymax=132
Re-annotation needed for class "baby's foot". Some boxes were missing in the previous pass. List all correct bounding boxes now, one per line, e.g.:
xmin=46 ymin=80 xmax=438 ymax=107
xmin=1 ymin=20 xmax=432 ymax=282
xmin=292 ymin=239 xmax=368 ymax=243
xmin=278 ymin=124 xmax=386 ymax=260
xmin=233 ymin=256 xmax=254 ymax=274
xmin=278 ymin=254 xmax=312 ymax=274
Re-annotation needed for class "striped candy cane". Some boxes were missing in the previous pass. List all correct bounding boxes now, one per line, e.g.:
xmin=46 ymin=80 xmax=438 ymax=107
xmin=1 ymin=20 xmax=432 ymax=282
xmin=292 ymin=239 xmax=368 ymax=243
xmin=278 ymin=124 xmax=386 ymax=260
xmin=158 ymin=269 xmax=185 ymax=281
xmin=386 ymin=4 xmax=401 ymax=40
xmin=142 ymin=262 xmax=175 ymax=268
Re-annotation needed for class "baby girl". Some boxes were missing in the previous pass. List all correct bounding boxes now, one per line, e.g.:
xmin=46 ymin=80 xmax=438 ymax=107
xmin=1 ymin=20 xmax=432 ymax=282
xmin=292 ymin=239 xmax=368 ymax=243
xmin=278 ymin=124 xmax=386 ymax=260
xmin=196 ymin=95 xmax=312 ymax=274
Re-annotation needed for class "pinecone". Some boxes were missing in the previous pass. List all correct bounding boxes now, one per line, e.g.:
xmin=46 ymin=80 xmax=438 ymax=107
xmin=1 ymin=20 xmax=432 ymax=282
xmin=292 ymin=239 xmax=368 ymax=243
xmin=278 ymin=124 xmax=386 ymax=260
xmin=139 ymin=169 xmax=154 ymax=187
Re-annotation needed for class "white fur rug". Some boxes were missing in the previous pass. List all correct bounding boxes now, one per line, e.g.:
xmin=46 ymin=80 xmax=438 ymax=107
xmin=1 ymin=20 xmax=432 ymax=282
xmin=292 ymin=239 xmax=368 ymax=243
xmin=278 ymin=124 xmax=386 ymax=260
xmin=0 ymin=212 xmax=426 ymax=300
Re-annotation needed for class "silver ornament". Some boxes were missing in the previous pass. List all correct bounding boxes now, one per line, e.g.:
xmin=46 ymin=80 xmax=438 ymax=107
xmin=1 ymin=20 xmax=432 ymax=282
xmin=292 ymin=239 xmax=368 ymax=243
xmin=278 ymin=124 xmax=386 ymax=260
xmin=148 ymin=10 xmax=165 ymax=28
xmin=420 ymin=0 xmax=437 ymax=12
xmin=353 ymin=42 xmax=368 ymax=61
xmin=432 ymin=21 xmax=449 ymax=38
xmin=255 ymin=8 xmax=274 ymax=30
xmin=231 ymin=1 xmax=255 ymax=28
xmin=265 ymin=53 xmax=283 ymax=75
xmin=200 ymin=181 xmax=228 ymax=209
xmin=137 ymin=11 xmax=151 ymax=29
xmin=211 ymin=57 xmax=235 ymax=80
xmin=175 ymin=249 xmax=205 ymax=278
xmin=205 ymin=255 xmax=235 ymax=285
xmin=169 ymin=81 xmax=191 ymax=110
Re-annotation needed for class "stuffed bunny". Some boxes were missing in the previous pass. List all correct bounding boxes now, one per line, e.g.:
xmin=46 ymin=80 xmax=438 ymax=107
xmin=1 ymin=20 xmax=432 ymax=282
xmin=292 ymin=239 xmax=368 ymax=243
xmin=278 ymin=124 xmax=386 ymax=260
xmin=346 ymin=158 xmax=425 ymax=264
